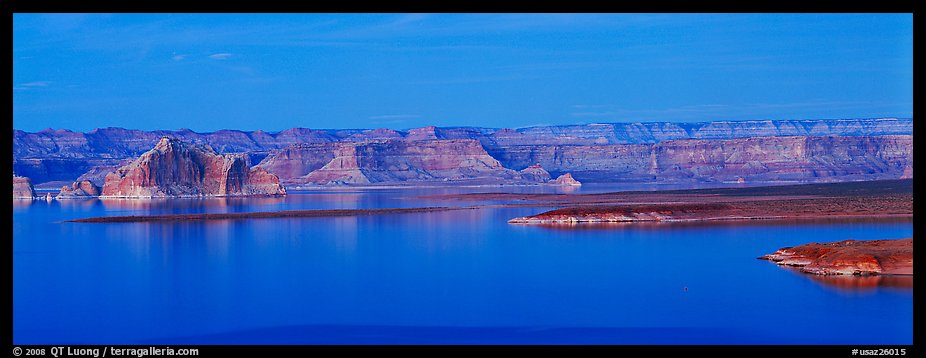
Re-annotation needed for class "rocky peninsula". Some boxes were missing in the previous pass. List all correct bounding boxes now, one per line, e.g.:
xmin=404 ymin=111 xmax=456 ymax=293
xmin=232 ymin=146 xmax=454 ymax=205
xmin=500 ymin=179 xmax=912 ymax=224
xmin=759 ymin=238 xmax=912 ymax=275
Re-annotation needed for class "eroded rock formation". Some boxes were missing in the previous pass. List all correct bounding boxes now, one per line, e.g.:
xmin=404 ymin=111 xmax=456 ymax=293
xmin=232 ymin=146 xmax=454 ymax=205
xmin=12 ymin=175 xmax=36 ymax=199
xmin=57 ymin=180 xmax=101 ymax=199
xmin=518 ymin=164 xmax=552 ymax=182
xmin=296 ymin=139 xmax=522 ymax=185
xmin=552 ymin=173 xmax=582 ymax=186
xmin=101 ymin=137 xmax=286 ymax=197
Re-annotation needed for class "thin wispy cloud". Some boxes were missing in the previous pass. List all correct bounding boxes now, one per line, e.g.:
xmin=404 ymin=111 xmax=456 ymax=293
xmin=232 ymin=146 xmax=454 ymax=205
xmin=13 ymin=81 xmax=52 ymax=91
xmin=171 ymin=54 xmax=187 ymax=61
xmin=208 ymin=53 xmax=233 ymax=60
xmin=21 ymin=81 xmax=50 ymax=87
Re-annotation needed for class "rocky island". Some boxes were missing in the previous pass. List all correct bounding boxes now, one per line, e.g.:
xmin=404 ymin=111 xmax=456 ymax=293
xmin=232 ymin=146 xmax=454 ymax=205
xmin=759 ymin=238 xmax=912 ymax=275
xmin=100 ymin=137 xmax=286 ymax=198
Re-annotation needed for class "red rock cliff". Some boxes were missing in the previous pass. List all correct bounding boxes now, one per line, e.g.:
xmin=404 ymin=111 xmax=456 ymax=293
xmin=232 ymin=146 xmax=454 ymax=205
xmin=13 ymin=175 xmax=36 ymax=199
xmin=101 ymin=137 xmax=286 ymax=197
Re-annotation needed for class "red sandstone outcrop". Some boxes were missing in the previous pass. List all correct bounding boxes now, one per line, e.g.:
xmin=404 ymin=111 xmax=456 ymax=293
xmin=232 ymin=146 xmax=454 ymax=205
xmin=495 ymin=135 xmax=912 ymax=183
xmin=760 ymin=238 xmax=912 ymax=275
xmin=286 ymin=139 xmax=525 ymax=185
xmin=518 ymin=164 xmax=552 ymax=182
xmin=552 ymin=173 xmax=582 ymax=186
xmin=101 ymin=137 xmax=286 ymax=197
xmin=301 ymin=144 xmax=371 ymax=185
xmin=57 ymin=180 xmax=101 ymax=199
xmin=255 ymin=143 xmax=337 ymax=184
xmin=13 ymin=174 xmax=36 ymax=199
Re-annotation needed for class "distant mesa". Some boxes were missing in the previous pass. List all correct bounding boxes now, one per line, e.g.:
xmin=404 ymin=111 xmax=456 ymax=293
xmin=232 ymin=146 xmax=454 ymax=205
xmin=406 ymin=126 xmax=440 ymax=141
xmin=12 ymin=174 xmax=36 ymax=199
xmin=552 ymin=173 xmax=582 ymax=186
xmin=57 ymin=180 xmax=101 ymax=199
xmin=12 ymin=119 xmax=914 ymax=187
xmin=266 ymin=139 xmax=544 ymax=186
xmin=760 ymin=238 xmax=912 ymax=276
xmin=101 ymin=137 xmax=286 ymax=198
xmin=518 ymin=164 xmax=552 ymax=182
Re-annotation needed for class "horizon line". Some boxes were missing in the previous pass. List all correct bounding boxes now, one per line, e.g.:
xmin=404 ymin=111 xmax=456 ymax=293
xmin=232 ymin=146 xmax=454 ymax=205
xmin=12 ymin=117 xmax=911 ymax=135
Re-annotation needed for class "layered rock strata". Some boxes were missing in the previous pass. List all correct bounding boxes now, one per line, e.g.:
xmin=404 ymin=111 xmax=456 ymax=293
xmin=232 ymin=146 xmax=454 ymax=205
xmin=13 ymin=119 xmax=913 ymax=186
xmin=101 ymin=137 xmax=286 ymax=197
xmin=552 ymin=173 xmax=582 ymax=186
xmin=57 ymin=180 xmax=101 ymax=199
xmin=12 ymin=175 xmax=36 ymax=199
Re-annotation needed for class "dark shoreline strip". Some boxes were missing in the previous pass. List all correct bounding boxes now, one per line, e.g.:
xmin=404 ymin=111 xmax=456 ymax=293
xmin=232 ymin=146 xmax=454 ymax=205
xmin=66 ymin=206 xmax=466 ymax=223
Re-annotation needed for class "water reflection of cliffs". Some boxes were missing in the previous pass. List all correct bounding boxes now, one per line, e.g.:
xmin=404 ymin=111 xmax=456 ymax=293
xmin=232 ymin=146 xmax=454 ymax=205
xmin=806 ymin=274 xmax=913 ymax=291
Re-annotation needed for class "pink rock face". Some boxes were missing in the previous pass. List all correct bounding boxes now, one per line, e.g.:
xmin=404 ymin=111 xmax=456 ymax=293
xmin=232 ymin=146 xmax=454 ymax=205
xmin=283 ymin=139 xmax=522 ymax=185
xmin=760 ymin=238 xmax=913 ymax=275
xmin=518 ymin=164 xmax=552 ymax=182
xmin=497 ymin=135 xmax=912 ymax=183
xmin=552 ymin=173 xmax=582 ymax=186
xmin=12 ymin=175 xmax=36 ymax=199
xmin=301 ymin=144 xmax=371 ymax=185
xmin=256 ymin=143 xmax=338 ymax=183
xmin=406 ymin=126 xmax=440 ymax=141
xmin=900 ymin=164 xmax=913 ymax=179
xmin=101 ymin=137 xmax=286 ymax=197
xmin=245 ymin=167 xmax=287 ymax=195
xmin=57 ymin=180 xmax=101 ymax=199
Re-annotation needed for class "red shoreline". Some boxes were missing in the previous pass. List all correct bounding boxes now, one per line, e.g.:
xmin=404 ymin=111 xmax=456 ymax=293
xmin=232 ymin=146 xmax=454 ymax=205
xmin=760 ymin=238 xmax=913 ymax=276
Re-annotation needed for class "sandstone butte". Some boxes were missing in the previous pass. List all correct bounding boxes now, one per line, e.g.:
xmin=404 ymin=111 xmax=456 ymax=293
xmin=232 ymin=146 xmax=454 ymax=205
xmin=759 ymin=238 xmax=912 ymax=276
xmin=101 ymin=137 xmax=286 ymax=198
xmin=57 ymin=180 xmax=101 ymax=199
xmin=12 ymin=174 xmax=36 ymax=199
xmin=518 ymin=164 xmax=552 ymax=182
xmin=552 ymin=173 xmax=582 ymax=186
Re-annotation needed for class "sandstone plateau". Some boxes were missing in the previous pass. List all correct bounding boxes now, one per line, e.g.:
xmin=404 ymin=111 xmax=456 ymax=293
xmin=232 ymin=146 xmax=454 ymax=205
xmin=760 ymin=239 xmax=912 ymax=275
xmin=101 ymin=137 xmax=286 ymax=198
xmin=269 ymin=139 xmax=547 ymax=186
xmin=12 ymin=118 xmax=913 ymax=187
xmin=12 ymin=174 xmax=36 ymax=199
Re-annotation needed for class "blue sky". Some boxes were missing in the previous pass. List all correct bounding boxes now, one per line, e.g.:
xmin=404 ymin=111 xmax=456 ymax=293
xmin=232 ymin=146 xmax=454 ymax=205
xmin=13 ymin=13 xmax=912 ymax=132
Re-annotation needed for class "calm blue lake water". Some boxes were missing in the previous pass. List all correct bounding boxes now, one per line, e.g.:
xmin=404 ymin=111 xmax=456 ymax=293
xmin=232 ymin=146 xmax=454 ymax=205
xmin=13 ymin=185 xmax=913 ymax=344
